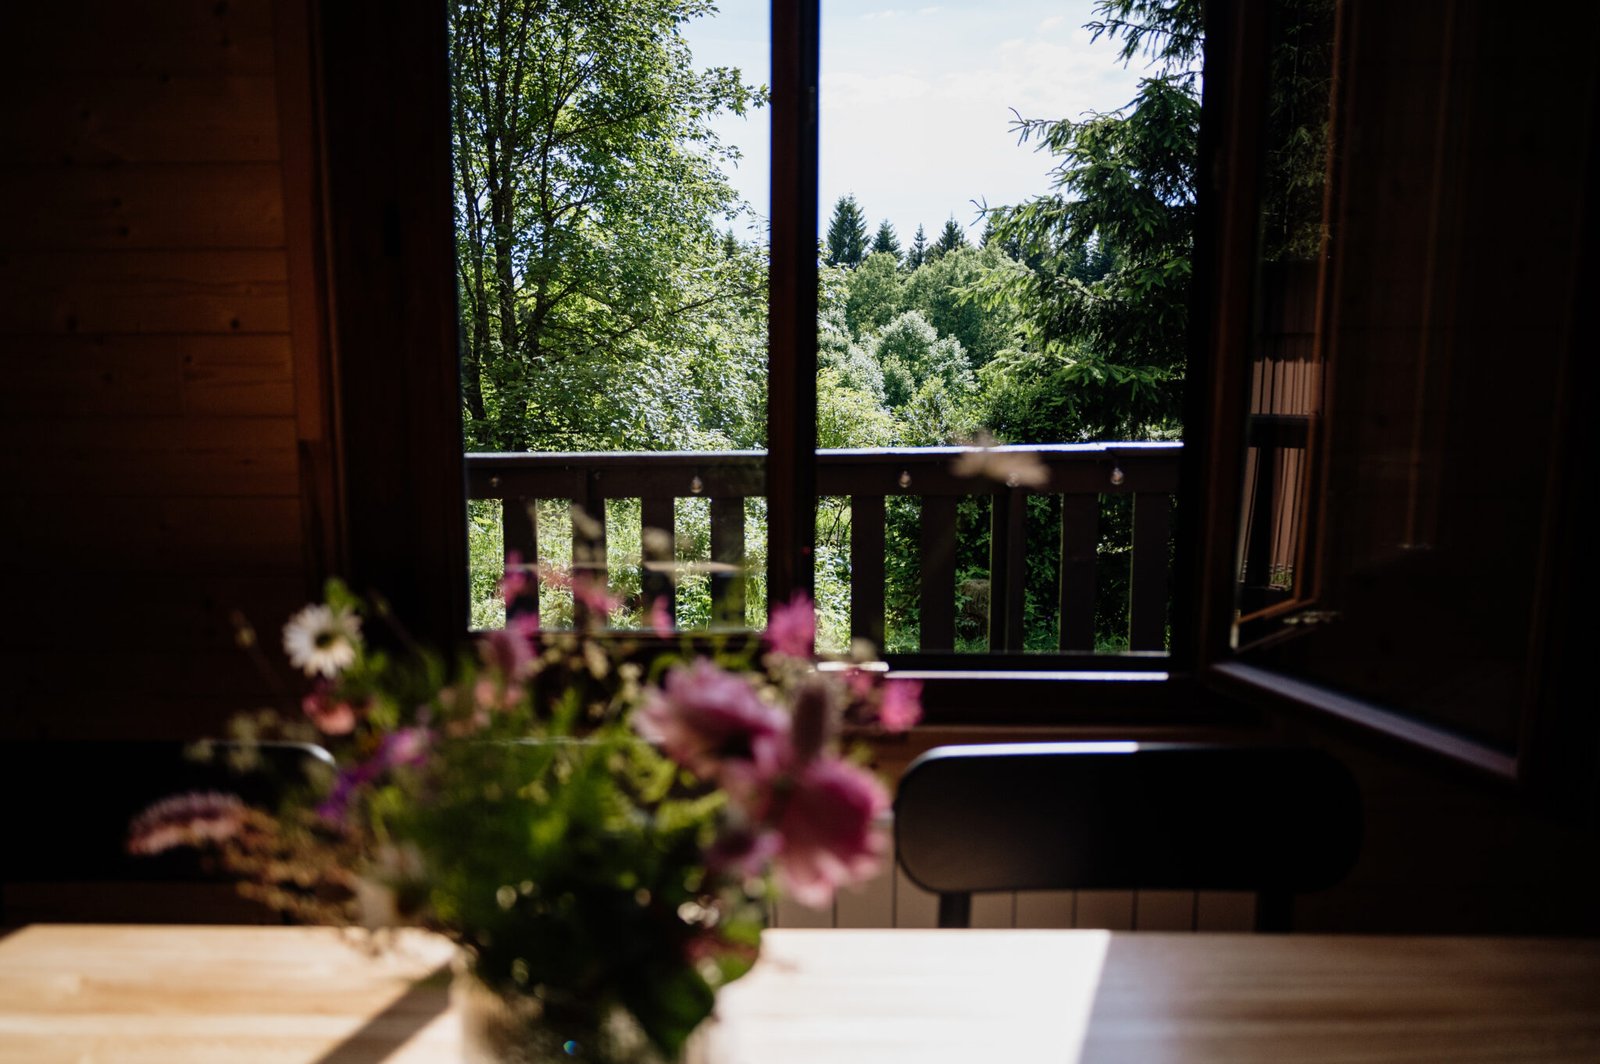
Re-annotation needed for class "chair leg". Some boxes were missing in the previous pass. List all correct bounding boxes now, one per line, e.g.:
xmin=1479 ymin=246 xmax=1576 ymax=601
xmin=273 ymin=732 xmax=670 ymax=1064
xmin=937 ymin=892 xmax=972 ymax=929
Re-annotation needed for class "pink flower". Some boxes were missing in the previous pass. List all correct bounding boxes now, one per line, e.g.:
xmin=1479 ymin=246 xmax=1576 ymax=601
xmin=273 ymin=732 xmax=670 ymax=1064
xmin=128 ymin=791 xmax=246 ymax=855
xmin=705 ymin=824 xmax=783 ymax=878
xmin=635 ymin=659 xmax=788 ymax=778
xmin=479 ymin=615 xmax=537 ymax=678
xmin=770 ymin=758 xmax=887 ymax=908
xmin=647 ymin=595 xmax=673 ymax=637
xmin=501 ymin=550 xmax=534 ymax=607
xmin=763 ymin=591 xmax=815 ymax=659
xmin=302 ymin=682 xmax=360 ymax=736
xmin=878 ymin=678 xmax=923 ymax=732
xmin=539 ymin=565 xmax=623 ymax=620
xmin=572 ymin=572 xmax=622 ymax=617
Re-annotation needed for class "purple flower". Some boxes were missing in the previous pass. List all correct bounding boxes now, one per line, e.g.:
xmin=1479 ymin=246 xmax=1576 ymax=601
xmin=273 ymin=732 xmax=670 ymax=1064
xmin=763 ymin=591 xmax=815 ymax=659
xmin=128 ymin=791 xmax=246 ymax=855
xmin=317 ymin=727 xmax=433 ymax=824
xmin=635 ymin=659 xmax=788 ymax=778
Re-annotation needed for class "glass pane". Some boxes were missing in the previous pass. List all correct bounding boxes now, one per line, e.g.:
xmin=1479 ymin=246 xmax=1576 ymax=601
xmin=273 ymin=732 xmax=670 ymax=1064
xmin=1229 ymin=0 xmax=1583 ymax=752
xmin=817 ymin=0 xmax=1191 ymax=656
xmin=451 ymin=0 xmax=771 ymax=633
xmin=1232 ymin=0 xmax=1338 ymax=627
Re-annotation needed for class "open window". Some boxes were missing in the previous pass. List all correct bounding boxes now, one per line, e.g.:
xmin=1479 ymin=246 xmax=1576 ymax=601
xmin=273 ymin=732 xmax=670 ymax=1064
xmin=303 ymin=0 xmax=1598 ymax=794
xmin=1187 ymin=0 xmax=1600 ymax=796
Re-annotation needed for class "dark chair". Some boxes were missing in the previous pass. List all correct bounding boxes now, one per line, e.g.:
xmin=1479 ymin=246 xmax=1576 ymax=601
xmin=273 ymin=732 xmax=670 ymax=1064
xmin=894 ymin=742 xmax=1362 ymax=930
xmin=0 ymin=739 xmax=333 ymax=923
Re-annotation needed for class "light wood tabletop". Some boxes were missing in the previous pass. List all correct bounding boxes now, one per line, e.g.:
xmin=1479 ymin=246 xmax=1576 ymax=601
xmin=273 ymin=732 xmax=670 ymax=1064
xmin=1 ymin=925 xmax=1597 ymax=1062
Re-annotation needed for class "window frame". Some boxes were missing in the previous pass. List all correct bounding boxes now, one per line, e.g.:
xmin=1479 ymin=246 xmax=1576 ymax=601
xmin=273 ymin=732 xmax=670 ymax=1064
xmin=296 ymin=0 xmax=1232 ymax=730
xmin=1184 ymin=0 xmax=1600 ymax=809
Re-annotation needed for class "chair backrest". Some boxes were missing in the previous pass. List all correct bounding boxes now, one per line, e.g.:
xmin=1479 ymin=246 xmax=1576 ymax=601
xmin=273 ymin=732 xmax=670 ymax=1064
xmin=894 ymin=742 xmax=1362 ymax=930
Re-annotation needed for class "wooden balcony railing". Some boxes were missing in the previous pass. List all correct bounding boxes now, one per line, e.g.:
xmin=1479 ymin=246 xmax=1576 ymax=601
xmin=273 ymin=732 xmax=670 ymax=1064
xmin=465 ymin=443 xmax=1182 ymax=654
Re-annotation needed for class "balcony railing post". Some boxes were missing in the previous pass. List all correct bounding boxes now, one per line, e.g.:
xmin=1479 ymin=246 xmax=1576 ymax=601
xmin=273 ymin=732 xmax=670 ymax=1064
xmin=1130 ymin=492 xmax=1172 ymax=651
xmin=919 ymin=495 xmax=958 ymax=651
xmin=572 ymin=472 xmax=607 ymax=627
xmin=988 ymin=487 xmax=1028 ymax=652
xmin=1059 ymin=494 xmax=1099 ymax=651
xmin=849 ymin=494 xmax=886 ymax=651
xmin=710 ymin=496 xmax=746 ymax=627
xmin=503 ymin=496 xmax=539 ymax=626
xmin=641 ymin=495 xmax=676 ymax=624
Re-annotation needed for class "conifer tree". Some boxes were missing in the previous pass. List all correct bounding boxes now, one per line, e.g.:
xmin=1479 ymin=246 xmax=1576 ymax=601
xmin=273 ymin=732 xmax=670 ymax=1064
xmin=906 ymin=224 xmax=928 ymax=269
xmin=935 ymin=216 xmax=968 ymax=256
xmin=871 ymin=219 xmax=901 ymax=261
xmin=824 ymin=194 xmax=869 ymax=267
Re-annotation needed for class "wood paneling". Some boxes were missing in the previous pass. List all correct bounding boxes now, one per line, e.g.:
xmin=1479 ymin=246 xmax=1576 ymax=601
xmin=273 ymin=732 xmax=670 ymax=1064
xmin=6 ymin=1 xmax=277 ymax=76
xmin=0 ymin=417 xmax=299 ymax=496
xmin=3 ymin=335 xmax=294 ymax=418
xmin=2 ymin=496 xmax=303 ymax=573
xmin=0 ymin=164 xmax=285 ymax=250
xmin=0 ymin=0 xmax=311 ymax=747
xmin=0 ymin=251 xmax=290 ymax=334
xmin=0 ymin=76 xmax=280 ymax=164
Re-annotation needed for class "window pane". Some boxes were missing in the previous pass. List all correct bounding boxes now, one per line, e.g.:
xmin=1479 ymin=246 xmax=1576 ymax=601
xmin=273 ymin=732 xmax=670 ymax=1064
xmin=817 ymin=0 xmax=1189 ymax=656
xmin=451 ymin=0 xmax=771 ymax=632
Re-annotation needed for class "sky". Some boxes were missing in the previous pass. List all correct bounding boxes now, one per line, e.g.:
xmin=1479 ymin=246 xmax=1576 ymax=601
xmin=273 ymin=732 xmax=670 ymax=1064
xmin=683 ymin=0 xmax=1150 ymax=243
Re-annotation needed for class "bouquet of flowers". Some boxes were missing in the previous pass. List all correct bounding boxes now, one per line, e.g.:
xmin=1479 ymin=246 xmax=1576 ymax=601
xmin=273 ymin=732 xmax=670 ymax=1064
xmin=129 ymin=570 xmax=920 ymax=1062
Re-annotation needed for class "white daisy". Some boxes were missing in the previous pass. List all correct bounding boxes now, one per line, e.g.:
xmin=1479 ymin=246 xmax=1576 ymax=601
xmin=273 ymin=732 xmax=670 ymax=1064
xmin=282 ymin=603 xmax=362 ymax=677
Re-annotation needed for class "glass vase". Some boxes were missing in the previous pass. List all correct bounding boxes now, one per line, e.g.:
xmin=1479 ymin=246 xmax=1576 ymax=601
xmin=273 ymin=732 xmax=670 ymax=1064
xmin=453 ymin=969 xmax=678 ymax=1064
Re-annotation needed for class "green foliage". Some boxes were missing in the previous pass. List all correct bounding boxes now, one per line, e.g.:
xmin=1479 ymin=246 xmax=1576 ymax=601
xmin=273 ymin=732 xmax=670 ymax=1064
xmin=902 ymin=245 xmax=1026 ymax=368
xmin=979 ymin=0 xmax=1200 ymax=442
xmin=872 ymin=311 xmax=972 ymax=411
xmin=844 ymin=251 xmax=906 ymax=336
xmin=1260 ymin=0 xmax=1338 ymax=262
xmin=933 ymin=216 xmax=969 ymax=258
xmin=451 ymin=0 xmax=766 ymax=452
xmin=824 ymin=194 xmax=870 ymax=267
xmin=905 ymin=224 xmax=929 ymax=269
xmin=817 ymin=368 xmax=901 ymax=448
xmin=871 ymin=219 xmax=902 ymax=261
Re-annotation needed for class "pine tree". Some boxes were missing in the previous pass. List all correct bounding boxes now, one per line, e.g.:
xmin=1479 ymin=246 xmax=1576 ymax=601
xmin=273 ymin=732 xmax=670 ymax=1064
xmin=935 ymin=216 xmax=968 ymax=256
xmin=871 ymin=219 xmax=901 ymax=261
xmin=906 ymin=224 xmax=928 ymax=269
xmin=720 ymin=228 xmax=740 ymax=259
xmin=825 ymin=194 xmax=869 ymax=267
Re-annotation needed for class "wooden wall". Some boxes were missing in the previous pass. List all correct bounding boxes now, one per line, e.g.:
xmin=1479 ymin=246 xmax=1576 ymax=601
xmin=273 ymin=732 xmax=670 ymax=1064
xmin=0 ymin=0 xmax=320 ymax=741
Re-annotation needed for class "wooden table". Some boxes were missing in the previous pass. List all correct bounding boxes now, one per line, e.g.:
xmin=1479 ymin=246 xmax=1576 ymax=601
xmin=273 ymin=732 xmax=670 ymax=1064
xmin=1 ymin=925 xmax=1597 ymax=1062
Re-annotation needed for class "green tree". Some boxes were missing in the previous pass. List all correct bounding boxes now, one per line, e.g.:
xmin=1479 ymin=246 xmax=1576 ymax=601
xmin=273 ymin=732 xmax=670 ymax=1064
xmin=932 ymin=216 xmax=969 ymax=258
xmin=818 ymin=266 xmax=886 ymax=400
xmin=451 ymin=0 xmax=764 ymax=452
xmin=824 ymin=194 xmax=870 ymax=267
xmin=979 ymin=0 xmax=1200 ymax=441
xmin=903 ymin=245 xmax=1026 ymax=368
xmin=905 ymin=224 xmax=929 ymax=269
xmin=871 ymin=220 xmax=902 ymax=261
xmin=872 ymin=310 xmax=973 ymax=411
xmin=844 ymin=251 xmax=906 ymax=337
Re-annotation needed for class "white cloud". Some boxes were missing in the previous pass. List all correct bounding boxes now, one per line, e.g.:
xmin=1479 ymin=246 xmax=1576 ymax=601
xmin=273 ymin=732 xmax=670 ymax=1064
xmin=690 ymin=0 xmax=1151 ymax=238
